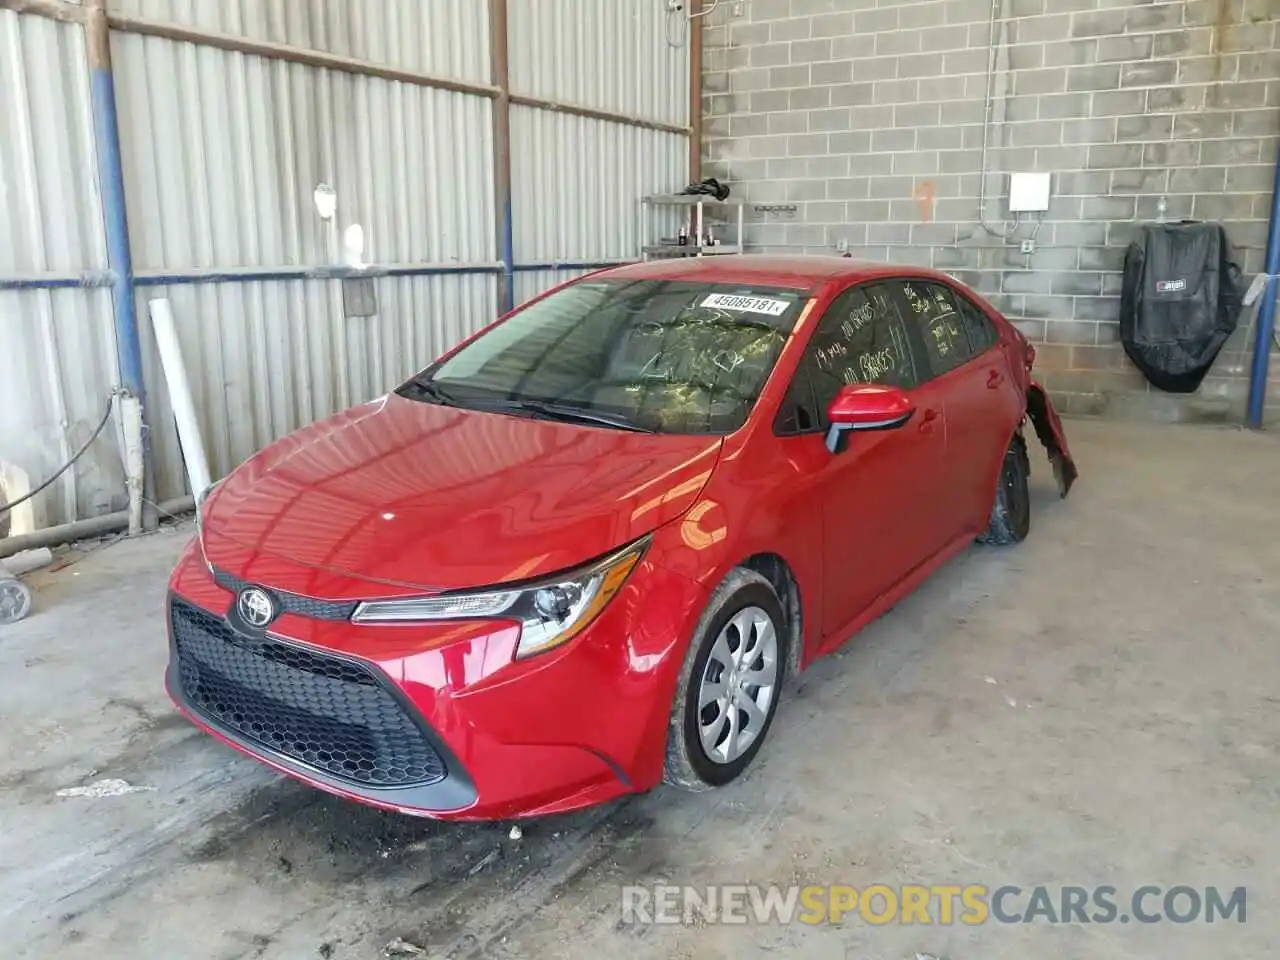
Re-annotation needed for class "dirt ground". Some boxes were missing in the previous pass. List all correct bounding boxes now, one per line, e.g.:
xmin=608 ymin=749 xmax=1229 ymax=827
xmin=3 ymin=418 xmax=1279 ymax=960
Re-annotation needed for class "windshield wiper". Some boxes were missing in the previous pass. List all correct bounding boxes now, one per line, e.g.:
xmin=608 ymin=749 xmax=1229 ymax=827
xmin=401 ymin=376 xmax=458 ymax=406
xmin=659 ymin=313 xmax=784 ymax=334
xmin=492 ymin=398 xmax=656 ymax=433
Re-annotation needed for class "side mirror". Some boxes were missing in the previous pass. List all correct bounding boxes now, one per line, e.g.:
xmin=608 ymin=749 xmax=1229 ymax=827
xmin=824 ymin=384 xmax=915 ymax=453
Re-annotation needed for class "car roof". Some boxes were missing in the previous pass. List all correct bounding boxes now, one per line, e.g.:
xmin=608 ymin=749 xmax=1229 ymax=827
xmin=582 ymin=254 xmax=959 ymax=291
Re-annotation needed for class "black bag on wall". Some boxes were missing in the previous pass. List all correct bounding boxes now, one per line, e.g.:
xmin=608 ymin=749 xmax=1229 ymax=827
xmin=1119 ymin=221 xmax=1245 ymax=393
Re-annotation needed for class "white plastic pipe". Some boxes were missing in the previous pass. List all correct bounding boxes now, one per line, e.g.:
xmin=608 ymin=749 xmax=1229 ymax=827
xmin=0 ymin=462 xmax=37 ymax=538
xmin=2 ymin=548 xmax=53 ymax=577
xmin=120 ymin=394 xmax=144 ymax=536
xmin=148 ymin=298 xmax=212 ymax=500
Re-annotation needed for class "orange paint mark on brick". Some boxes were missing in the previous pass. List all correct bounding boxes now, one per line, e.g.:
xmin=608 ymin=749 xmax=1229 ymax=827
xmin=913 ymin=181 xmax=936 ymax=222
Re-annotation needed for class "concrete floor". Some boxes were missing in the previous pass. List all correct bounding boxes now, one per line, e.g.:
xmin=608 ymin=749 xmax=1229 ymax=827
xmin=3 ymin=419 xmax=1280 ymax=959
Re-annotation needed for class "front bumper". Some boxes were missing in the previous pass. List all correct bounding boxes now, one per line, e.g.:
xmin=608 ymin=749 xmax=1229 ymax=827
xmin=165 ymin=541 xmax=706 ymax=820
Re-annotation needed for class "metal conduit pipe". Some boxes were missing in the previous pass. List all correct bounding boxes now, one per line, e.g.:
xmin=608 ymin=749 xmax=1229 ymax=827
xmin=1245 ymin=137 xmax=1280 ymax=429
xmin=0 ymin=496 xmax=195 ymax=560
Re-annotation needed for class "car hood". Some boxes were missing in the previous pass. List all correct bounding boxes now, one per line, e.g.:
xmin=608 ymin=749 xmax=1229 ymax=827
xmin=200 ymin=393 xmax=721 ymax=594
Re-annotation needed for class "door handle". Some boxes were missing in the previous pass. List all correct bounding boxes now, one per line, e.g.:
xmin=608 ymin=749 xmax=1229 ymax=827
xmin=919 ymin=407 xmax=939 ymax=434
xmin=987 ymin=369 xmax=1005 ymax=389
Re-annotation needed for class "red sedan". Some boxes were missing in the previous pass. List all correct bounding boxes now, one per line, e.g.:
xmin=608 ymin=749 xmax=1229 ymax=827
xmin=166 ymin=255 xmax=1077 ymax=821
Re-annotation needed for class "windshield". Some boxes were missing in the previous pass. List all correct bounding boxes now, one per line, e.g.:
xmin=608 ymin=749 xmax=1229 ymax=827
xmin=398 ymin=279 xmax=811 ymax=434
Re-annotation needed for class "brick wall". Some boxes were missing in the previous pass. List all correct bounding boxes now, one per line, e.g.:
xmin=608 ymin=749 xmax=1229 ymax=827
xmin=700 ymin=0 xmax=1280 ymax=419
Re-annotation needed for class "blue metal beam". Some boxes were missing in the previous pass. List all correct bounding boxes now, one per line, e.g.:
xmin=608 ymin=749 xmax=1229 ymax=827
xmin=0 ymin=272 xmax=117 ymax=290
xmin=1246 ymin=142 xmax=1280 ymax=430
xmin=511 ymin=260 xmax=632 ymax=272
xmin=132 ymin=264 xmax=503 ymax=286
xmin=0 ymin=262 xmax=625 ymax=292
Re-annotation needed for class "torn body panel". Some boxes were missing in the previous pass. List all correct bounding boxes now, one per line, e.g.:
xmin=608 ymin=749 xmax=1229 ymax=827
xmin=1025 ymin=379 xmax=1078 ymax=498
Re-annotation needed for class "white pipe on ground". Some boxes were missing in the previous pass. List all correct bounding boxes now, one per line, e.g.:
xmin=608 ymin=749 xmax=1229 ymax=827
xmin=2 ymin=547 xmax=53 ymax=577
xmin=148 ymin=298 xmax=212 ymax=498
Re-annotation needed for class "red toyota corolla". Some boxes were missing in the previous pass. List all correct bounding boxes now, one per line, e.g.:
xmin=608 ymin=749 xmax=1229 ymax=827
xmin=166 ymin=255 xmax=1077 ymax=821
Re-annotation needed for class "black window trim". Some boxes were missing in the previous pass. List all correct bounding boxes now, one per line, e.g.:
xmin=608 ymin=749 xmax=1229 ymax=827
xmin=949 ymin=284 xmax=1001 ymax=356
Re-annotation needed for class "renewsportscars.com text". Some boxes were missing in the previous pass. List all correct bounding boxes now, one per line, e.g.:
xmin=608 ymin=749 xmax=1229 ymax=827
xmin=620 ymin=884 xmax=1247 ymax=926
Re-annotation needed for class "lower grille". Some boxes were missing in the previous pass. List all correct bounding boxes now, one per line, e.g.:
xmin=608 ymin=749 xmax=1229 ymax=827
xmin=171 ymin=599 xmax=446 ymax=788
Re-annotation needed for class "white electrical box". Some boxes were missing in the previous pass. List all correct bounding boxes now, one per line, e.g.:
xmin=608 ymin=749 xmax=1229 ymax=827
xmin=1008 ymin=172 xmax=1052 ymax=213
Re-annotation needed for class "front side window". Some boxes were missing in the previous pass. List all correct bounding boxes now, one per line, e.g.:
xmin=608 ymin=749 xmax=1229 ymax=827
xmin=898 ymin=280 xmax=974 ymax=378
xmin=399 ymin=279 xmax=810 ymax=434
xmin=775 ymin=282 xmax=918 ymax=434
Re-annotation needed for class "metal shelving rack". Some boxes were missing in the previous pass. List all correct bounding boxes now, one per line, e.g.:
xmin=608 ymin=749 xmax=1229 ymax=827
xmin=640 ymin=194 xmax=746 ymax=260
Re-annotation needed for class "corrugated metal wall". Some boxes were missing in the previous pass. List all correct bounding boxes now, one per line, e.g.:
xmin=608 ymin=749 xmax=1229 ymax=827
xmin=136 ymin=275 xmax=498 ymax=502
xmin=110 ymin=26 xmax=498 ymax=501
xmin=508 ymin=0 xmax=688 ymax=127
xmin=510 ymin=107 xmax=687 ymax=268
xmin=112 ymin=0 xmax=490 ymax=83
xmin=112 ymin=33 xmax=495 ymax=271
xmin=507 ymin=0 xmax=690 ymax=273
xmin=0 ymin=0 xmax=690 ymax=532
xmin=0 ymin=10 xmax=121 ymax=530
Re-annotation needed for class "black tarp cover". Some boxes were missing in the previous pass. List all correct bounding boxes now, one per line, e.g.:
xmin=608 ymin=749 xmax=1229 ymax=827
xmin=1119 ymin=221 xmax=1245 ymax=393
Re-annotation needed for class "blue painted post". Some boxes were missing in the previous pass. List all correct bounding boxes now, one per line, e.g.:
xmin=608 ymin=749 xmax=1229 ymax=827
xmin=1246 ymin=141 xmax=1280 ymax=429
xmin=87 ymin=1 xmax=143 ymax=399
xmin=86 ymin=0 xmax=155 ymax=525
xmin=501 ymin=196 xmax=515 ymax=314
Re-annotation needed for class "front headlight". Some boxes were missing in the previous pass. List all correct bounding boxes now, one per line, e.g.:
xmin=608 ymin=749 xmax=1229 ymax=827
xmin=351 ymin=536 xmax=649 ymax=659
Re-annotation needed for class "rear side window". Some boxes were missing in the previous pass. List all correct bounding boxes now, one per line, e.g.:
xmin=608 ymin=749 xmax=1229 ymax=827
xmin=774 ymin=282 xmax=918 ymax=435
xmin=954 ymin=292 xmax=1000 ymax=354
xmin=897 ymin=280 xmax=973 ymax=377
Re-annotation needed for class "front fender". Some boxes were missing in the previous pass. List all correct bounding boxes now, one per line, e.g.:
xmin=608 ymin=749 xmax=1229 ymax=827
xmin=647 ymin=477 xmax=823 ymax=677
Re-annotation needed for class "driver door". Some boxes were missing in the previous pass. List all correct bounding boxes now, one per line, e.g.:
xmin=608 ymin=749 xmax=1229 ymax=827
xmin=773 ymin=281 xmax=949 ymax=645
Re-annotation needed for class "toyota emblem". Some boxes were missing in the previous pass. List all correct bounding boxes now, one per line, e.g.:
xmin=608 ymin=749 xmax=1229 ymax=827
xmin=237 ymin=587 xmax=276 ymax=628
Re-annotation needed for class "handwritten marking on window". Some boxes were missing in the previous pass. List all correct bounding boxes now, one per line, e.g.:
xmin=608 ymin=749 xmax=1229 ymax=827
xmin=904 ymin=285 xmax=933 ymax=315
xmin=859 ymin=346 xmax=898 ymax=381
xmin=842 ymin=298 xmax=882 ymax=339
xmin=815 ymin=341 xmax=849 ymax=371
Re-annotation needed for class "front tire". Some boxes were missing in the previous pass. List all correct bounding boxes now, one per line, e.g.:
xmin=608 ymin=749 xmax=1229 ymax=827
xmin=663 ymin=568 xmax=787 ymax=791
xmin=977 ymin=433 xmax=1031 ymax=545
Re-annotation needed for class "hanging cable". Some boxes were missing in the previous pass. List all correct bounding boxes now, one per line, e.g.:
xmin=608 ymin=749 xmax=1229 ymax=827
xmin=665 ymin=8 xmax=687 ymax=48
xmin=0 ymin=392 xmax=118 ymax=518
xmin=665 ymin=0 xmax=722 ymax=49
xmin=976 ymin=0 xmax=1021 ymax=242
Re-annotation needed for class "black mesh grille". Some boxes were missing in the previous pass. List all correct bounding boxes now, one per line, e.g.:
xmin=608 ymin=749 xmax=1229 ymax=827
xmin=213 ymin=569 xmax=358 ymax=622
xmin=171 ymin=599 xmax=446 ymax=787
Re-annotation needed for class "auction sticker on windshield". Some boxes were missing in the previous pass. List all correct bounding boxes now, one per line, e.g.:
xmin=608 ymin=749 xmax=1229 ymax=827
xmin=700 ymin=293 xmax=791 ymax=317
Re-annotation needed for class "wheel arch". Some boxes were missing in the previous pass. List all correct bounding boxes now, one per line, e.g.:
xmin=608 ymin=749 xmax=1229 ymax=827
xmin=738 ymin=551 xmax=805 ymax=683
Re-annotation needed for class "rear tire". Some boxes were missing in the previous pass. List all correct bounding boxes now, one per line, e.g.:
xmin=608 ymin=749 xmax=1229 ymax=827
xmin=977 ymin=434 xmax=1031 ymax=546
xmin=663 ymin=568 xmax=787 ymax=792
